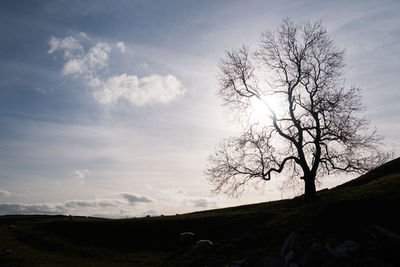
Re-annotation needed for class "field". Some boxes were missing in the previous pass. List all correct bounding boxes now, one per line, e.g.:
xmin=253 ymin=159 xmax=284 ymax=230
xmin=1 ymin=158 xmax=400 ymax=266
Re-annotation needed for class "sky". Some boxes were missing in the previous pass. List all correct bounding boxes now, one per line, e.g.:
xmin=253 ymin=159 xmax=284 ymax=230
xmin=0 ymin=0 xmax=399 ymax=218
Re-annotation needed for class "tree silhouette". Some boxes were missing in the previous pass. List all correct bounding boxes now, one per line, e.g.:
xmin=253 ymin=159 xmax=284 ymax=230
xmin=206 ymin=19 xmax=389 ymax=201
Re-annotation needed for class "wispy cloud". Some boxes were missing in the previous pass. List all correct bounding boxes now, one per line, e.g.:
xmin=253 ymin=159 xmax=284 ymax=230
xmin=48 ymin=33 xmax=184 ymax=106
xmin=0 ymin=193 xmax=153 ymax=217
xmin=94 ymin=73 xmax=184 ymax=106
xmin=63 ymin=199 xmax=120 ymax=209
xmin=119 ymin=192 xmax=153 ymax=205
xmin=147 ymin=186 xmax=221 ymax=211
xmin=0 ymin=190 xmax=11 ymax=197
xmin=72 ymin=169 xmax=90 ymax=179
xmin=0 ymin=203 xmax=65 ymax=215
xmin=188 ymin=198 xmax=217 ymax=208
xmin=116 ymin=41 xmax=126 ymax=53
xmin=48 ymin=34 xmax=84 ymax=56
xmin=48 ymin=33 xmax=111 ymax=78
xmin=34 ymin=87 xmax=47 ymax=94
xmin=62 ymin=42 xmax=111 ymax=76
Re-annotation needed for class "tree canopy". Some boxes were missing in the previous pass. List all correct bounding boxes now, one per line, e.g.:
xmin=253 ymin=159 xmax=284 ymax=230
xmin=206 ymin=19 xmax=389 ymax=201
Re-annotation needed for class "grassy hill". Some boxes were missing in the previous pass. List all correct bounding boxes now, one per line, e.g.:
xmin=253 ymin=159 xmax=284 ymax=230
xmin=1 ymin=158 xmax=400 ymax=266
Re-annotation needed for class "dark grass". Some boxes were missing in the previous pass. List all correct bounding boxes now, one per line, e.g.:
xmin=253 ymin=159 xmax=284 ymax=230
xmin=1 ymin=158 xmax=399 ymax=266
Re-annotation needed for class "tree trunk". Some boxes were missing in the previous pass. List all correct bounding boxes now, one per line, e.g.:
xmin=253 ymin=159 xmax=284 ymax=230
xmin=303 ymin=175 xmax=317 ymax=201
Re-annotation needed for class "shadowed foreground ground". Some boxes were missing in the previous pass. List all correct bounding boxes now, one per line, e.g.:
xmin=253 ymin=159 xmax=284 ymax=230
xmin=1 ymin=158 xmax=400 ymax=266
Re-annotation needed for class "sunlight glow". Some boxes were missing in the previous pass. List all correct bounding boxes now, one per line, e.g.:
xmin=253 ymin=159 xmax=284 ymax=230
xmin=249 ymin=94 xmax=283 ymax=125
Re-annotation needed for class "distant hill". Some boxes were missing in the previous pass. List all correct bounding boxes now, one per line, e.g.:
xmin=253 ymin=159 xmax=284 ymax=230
xmin=1 ymin=157 xmax=399 ymax=266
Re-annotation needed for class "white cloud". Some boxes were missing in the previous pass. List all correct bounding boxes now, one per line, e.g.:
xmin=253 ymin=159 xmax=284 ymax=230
xmin=49 ymin=33 xmax=184 ymax=106
xmin=94 ymin=73 xmax=184 ymax=106
xmin=60 ymin=43 xmax=111 ymax=76
xmin=85 ymin=42 xmax=111 ymax=70
xmin=72 ymin=169 xmax=90 ymax=179
xmin=76 ymin=32 xmax=90 ymax=41
xmin=49 ymin=33 xmax=111 ymax=78
xmin=86 ymin=75 xmax=102 ymax=88
xmin=48 ymin=35 xmax=84 ymax=57
xmin=116 ymin=42 xmax=126 ymax=53
xmin=0 ymin=190 xmax=11 ymax=197
xmin=62 ymin=58 xmax=86 ymax=75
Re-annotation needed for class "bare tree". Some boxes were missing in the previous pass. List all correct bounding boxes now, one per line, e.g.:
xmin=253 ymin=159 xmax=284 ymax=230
xmin=206 ymin=19 xmax=389 ymax=201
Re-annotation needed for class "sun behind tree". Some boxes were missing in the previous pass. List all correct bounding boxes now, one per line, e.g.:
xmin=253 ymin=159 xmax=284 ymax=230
xmin=206 ymin=19 xmax=390 ymax=201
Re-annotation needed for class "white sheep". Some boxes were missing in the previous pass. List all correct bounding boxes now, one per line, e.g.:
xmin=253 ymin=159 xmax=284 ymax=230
xmin=180 ymin=232 xmax=195 ymax=243
xmin=196 ymin=239 xmax=213 ymax=249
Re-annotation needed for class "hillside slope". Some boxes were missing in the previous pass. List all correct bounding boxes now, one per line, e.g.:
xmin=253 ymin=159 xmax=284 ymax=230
xmin=337 ymin=157 xmax=400 ymax=188
xmin=1 ymin=158 xmax=400 ymax=266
